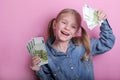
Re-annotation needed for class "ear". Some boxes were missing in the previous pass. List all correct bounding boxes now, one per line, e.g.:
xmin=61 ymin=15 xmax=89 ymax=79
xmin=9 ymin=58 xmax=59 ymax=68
xmin=53 ymin=20 xmax=57 ymax=30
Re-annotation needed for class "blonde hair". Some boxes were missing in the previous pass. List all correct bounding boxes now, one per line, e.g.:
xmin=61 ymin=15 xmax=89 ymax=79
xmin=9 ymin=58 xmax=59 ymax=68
xmin=47 ymin=9 xmax=90 ymax=61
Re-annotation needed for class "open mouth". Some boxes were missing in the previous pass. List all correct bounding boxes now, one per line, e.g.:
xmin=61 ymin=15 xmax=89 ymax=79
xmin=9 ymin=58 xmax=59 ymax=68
xmin=61 ymin=31 xmax=70 ymax=36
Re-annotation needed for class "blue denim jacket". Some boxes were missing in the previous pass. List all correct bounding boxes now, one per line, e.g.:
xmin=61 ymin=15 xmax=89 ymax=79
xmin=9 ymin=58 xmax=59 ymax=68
xmin=36 ymin=20 xmax=115 ymax=80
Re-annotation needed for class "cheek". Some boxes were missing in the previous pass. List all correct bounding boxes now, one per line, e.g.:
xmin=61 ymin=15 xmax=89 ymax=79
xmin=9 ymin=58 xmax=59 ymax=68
xmin=53 ymin=27 xmax=60 ymax=36
xmin=72 ymin=29 xmax=77 ymax=34
xmin=55 ymin=25 xmax=62 ymax=33
xmin=72 ymin=30 xmax=78 ymax=36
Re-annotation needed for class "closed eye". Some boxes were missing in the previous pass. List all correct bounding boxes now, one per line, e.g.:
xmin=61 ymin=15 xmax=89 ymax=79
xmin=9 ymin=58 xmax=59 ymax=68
xmin=72 ymin=26 xmax=77 ymax=29
xmin=62 ymin=21 xmax=66 ymax=24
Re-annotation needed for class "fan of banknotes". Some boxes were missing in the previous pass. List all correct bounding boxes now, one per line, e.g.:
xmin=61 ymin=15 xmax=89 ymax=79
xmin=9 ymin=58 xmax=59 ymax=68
xmin=83 ymin=4 xmax=103 ymax=30
xmin=26 ymin=37 xmax=48 ymax=66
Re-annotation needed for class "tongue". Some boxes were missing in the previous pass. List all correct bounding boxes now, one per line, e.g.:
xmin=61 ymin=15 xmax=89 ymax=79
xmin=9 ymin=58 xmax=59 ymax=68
xmin=61 ymin=31 xmax=69 ymax=36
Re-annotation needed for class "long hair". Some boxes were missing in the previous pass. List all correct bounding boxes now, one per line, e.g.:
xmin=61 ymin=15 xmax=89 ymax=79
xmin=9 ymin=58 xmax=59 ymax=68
xmin=47 ymin=9 xmax=90 ymax=61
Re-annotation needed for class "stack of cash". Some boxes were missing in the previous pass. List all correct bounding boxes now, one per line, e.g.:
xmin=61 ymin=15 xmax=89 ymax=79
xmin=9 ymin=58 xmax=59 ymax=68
xmin=26 ymin=37 xmax=48 ymax=66
xmin=83 ymin=4 xmax=103 ymax=30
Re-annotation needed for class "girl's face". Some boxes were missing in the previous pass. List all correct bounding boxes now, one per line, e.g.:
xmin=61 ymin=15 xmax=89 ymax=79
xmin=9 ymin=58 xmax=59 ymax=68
xmin=53 ymin=13 xmax=79 ymax=42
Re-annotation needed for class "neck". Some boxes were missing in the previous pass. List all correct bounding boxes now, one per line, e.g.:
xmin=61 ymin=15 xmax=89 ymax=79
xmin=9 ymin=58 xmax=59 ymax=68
xmin=52 ymin=40 xmax=69 ymax=53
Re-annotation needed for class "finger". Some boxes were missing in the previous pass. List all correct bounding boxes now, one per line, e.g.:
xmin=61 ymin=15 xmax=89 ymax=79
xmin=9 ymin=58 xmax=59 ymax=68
xmin=99 ymin=14 xmax=107 ymax=20
xmin=30 ymin=66 xmax=40 ymax=71
xmin=98 ymin=10 xmax=105 ymax=15
xmin=33 ymin=57 xmax=41 ymax=61
xmin=33 ymin=59 xmax=41 ymax=64
xmin=98 ymin=10 xmax=105 ymax=17
xmin=98 ymin=10 xmax=102 ymax=16
xmin=98 ymin=10 xmax=107 ymax=20
xmin=32 ymin=58 xmax=41 ymax=65
xmin=103 ymin=14 xmax=107 ymax=20
xmin=32 ymin=56 xmax=40 ymax=60
xmin=30 ymin=66 xmax=34 ymax=70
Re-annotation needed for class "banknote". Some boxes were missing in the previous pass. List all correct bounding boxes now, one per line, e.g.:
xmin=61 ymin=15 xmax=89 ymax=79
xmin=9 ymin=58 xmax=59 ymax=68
xmin=83 ymin=4 xmax=103 ymax=30
xmin=26 ymin=37 xmax=48 ymax=66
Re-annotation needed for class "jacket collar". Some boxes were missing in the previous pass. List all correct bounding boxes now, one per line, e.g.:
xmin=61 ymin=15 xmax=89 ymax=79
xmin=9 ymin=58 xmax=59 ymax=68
xmin=46 ymin=37 xmax=75 ymax=56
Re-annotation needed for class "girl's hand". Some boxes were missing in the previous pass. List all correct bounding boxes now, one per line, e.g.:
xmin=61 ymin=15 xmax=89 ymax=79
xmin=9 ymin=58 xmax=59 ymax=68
xmin=98 ymin=10 xmax=107 ymax=21
xmin=30 ymin=56 xmax=41 ymax=72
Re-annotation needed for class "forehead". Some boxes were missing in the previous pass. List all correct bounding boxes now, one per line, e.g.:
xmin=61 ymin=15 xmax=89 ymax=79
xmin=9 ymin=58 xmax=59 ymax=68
xmin=58 ymin=13 xmax=78 ymax=23
xmin=59 ymin=13 xmax=76 ymax=19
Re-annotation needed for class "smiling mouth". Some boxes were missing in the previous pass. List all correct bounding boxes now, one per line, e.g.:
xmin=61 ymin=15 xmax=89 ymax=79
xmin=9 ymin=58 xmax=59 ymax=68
xmin=61 ymin=31 xmax=70 ymax=36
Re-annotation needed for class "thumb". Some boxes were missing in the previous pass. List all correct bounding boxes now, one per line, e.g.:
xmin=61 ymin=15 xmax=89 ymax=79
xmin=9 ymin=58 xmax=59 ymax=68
xmin=30 ymin=66 xmax=41 ymax=71
xmin=30 ymin=66 xmax=34 ymax=70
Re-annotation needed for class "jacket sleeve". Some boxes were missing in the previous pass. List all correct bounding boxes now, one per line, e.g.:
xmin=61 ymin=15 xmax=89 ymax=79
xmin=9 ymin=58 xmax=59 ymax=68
xmin=36 ymin=64 xmax=54 ymax=80
xmin=91 ymin=19 xmax=115 ymax=55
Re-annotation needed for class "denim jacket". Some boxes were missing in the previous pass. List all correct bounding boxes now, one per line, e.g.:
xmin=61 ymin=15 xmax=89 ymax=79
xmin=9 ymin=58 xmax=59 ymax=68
xmin=36 ymin=20 xmax=115 ymax=80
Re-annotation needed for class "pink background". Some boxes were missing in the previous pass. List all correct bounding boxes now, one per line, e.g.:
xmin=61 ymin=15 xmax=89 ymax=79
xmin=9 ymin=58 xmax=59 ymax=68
xmin=0 ymin=0 xmax=119 ymax=80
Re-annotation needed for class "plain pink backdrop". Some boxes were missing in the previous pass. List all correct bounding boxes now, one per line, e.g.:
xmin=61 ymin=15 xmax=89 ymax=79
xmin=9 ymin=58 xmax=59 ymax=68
xmin=0 ymin=0 xmax=119 ymax=80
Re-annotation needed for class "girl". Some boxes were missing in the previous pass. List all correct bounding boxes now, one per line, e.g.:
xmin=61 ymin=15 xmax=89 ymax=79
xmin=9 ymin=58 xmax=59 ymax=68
xmin=30 ymin=9 xmax=115 ymax=80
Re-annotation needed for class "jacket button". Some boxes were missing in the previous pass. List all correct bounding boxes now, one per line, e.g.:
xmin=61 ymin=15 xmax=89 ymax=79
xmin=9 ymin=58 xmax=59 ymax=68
xmin=71 ymin=67 xmax=74 ymax=69
xmin=54 ymin=74 xmax=56 ymax=76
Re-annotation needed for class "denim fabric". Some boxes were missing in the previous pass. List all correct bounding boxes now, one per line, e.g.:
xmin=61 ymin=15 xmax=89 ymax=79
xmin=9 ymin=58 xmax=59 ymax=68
xmin=36 ymin=20 xmax=115 ymax=80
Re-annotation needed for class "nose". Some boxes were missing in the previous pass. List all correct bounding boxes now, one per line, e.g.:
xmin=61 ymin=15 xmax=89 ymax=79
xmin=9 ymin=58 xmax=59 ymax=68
xmin=65 ymin=25 xmax=70 ymax=30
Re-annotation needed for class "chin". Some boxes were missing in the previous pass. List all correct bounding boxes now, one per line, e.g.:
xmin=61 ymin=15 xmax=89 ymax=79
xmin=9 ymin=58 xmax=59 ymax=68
xmin=59 ymin=37 xmax=71 ymax=42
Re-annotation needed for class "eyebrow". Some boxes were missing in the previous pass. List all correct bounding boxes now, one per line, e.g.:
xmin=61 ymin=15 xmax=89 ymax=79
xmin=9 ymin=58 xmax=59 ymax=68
xmin=61 ymin=18 xmax=78 ymax=26
xmin=61 ymin=19 xmax=67 ymax=21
